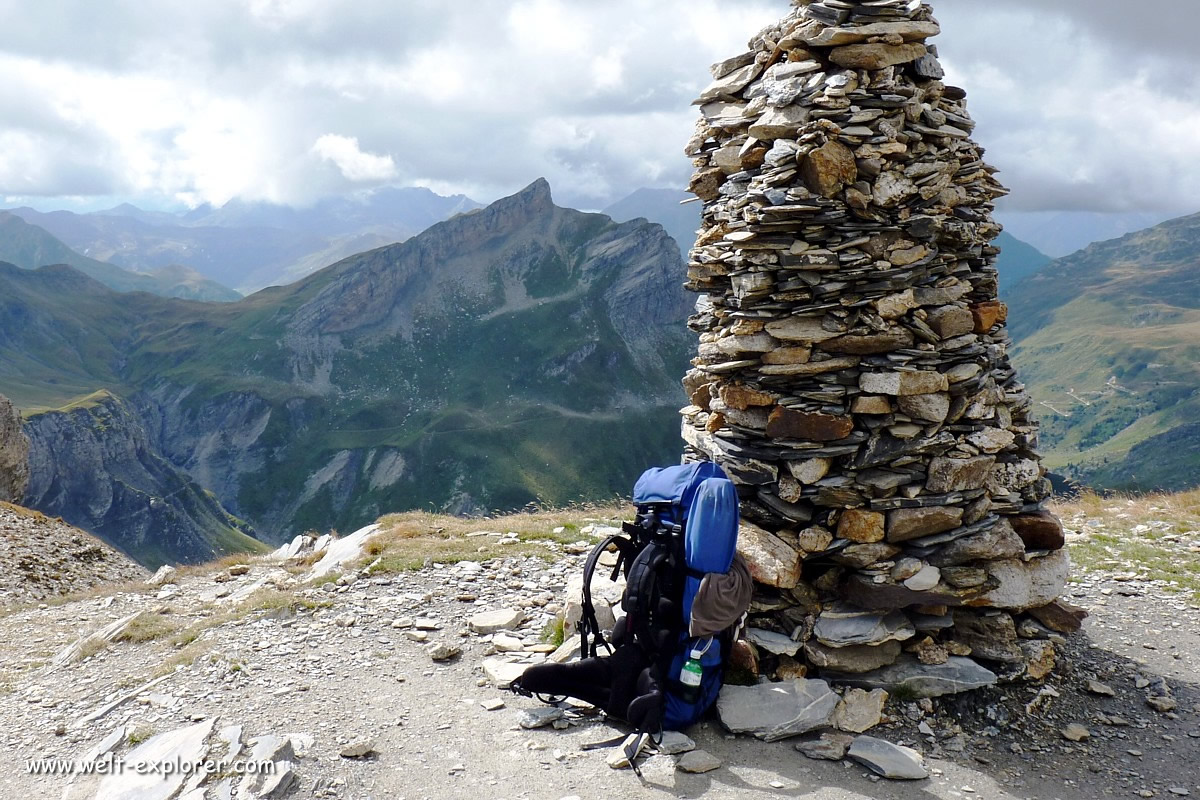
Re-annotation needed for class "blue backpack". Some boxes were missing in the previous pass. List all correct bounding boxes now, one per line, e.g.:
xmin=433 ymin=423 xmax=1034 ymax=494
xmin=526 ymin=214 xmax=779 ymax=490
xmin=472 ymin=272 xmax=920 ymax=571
xmin=512 ymin=463 xmax=744 ymax=760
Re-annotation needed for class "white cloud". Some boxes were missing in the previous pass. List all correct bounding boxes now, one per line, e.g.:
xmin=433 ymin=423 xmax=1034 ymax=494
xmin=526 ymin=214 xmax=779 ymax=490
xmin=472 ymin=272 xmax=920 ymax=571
xmin=311 ymin=134 xmax=397 ymax=183
xmin=0 ymin=0 xmax=782 ymax=209
xmin=0 ymin=0 xmax=1196 ymax=214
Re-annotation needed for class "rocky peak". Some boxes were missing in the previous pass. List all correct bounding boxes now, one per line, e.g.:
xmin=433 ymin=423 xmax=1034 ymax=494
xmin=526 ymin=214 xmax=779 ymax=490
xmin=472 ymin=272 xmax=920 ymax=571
xmin=506 ymin=176 xmax=555 ymax=212
xmin=0 ymin=393 xmax=30 ymax=503
xmin=423 ymin=176 xmax=558 ymax=246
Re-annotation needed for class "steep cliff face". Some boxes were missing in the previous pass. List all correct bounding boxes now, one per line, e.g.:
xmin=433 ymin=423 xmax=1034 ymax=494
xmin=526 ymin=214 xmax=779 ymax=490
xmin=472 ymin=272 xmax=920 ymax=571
xmin=23 ymin=392 xmax=265 ymax=568
xmin=132 ymin=178 xmax=694 ymax=538
xmin=131 ymin=385 xmax=273 ymax=519
xmin=0 ymin=394 xmax=30 ymax=502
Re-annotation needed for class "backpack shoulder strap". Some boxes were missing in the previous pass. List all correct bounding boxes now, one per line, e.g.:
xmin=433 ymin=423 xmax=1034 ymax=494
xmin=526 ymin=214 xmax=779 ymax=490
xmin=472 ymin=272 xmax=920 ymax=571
xmin=579 ymin=533 xmax=637 ymax=658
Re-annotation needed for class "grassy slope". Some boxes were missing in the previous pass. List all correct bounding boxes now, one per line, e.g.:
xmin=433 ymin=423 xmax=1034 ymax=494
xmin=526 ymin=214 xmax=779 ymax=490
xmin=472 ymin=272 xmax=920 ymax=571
xmin=1056 ymin=489 xmax=1200 ymax=601
xmin=1009 ymin=212 xmax=1200 ymax=491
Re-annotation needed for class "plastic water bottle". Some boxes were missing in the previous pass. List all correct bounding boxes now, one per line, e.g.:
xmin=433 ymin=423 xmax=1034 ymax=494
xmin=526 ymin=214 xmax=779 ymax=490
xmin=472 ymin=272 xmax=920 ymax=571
xmin=679 ymin=648 xmax=704 ymax=704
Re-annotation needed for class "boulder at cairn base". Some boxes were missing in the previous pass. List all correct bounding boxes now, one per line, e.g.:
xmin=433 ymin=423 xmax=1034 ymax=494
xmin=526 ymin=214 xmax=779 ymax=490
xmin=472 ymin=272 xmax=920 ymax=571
xmin=825 ymin=655 xmax=998 ymax=699
xmin=680 ymin=0 xmax=1069 ymax=690
xmin=717 ymin=679 xmax=840 ymax=741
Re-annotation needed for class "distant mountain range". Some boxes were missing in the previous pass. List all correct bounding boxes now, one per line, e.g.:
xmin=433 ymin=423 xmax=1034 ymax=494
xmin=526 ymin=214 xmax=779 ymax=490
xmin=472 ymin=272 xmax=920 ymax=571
xmin=604 ymin=188 xmax=701 ymax=260
xmin=4 ymin=186 xmax=481 ymax=294
xmin=996 ymin=210 xmax=1182 ymax=259
xmin=0 ymin=212 xmax=240 ymax=302
xmin=1006 ymin=211 xmax=1200 ymax=491
xmin=1 ymin=180 xmax=692 ymax=564
xmin=993 ymin=232 xmax=1051 ymax=294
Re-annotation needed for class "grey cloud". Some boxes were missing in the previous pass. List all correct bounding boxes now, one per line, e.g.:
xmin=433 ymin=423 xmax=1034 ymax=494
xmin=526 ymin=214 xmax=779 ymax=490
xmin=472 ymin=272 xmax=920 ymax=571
xmin=0 ymin=0 xmax=1196 ymax=215
xmin=988 ymin=0 xmax=1200 ymax=65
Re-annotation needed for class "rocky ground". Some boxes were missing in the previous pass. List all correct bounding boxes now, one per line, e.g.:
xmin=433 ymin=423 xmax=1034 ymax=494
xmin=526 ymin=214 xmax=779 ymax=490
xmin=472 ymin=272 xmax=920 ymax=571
xmin=0 ymin=503 xmax=147 ymax=605
xmin=0 ymin=512 xmax=1195 ymax=800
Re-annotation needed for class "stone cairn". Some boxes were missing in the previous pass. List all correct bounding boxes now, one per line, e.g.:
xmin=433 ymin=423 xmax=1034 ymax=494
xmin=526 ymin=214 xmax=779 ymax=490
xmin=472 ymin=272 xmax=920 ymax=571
xmin=680 ymin=0 xmax=1081 ymax=691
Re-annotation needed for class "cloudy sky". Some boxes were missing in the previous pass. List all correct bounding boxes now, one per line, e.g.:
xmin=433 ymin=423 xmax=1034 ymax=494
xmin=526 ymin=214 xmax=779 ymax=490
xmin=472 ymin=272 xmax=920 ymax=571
xmin=1 ymin=0 xmax=1197 ymax=218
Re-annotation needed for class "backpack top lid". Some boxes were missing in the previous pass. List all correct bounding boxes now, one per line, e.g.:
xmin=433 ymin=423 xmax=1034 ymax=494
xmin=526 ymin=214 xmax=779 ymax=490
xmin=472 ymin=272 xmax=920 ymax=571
xmin=632 ymin=462 xmax=728 ymax=510
xmin=684 ymin=477 xmax=739 ymax=575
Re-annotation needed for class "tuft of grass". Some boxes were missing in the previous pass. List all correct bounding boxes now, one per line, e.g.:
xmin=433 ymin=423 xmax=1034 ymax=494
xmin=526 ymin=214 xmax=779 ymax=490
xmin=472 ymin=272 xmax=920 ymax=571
xmin=376 ymin=503 xmax=628 ymax=542
xmin=141 ymin=588 xmax=331 ymax=673
xmin=126 ymin=726 xmax=154 ymax=746
xmin=154 ymin=642 xmax=213 ymax=677
xmin=241 ymin=587 xmax=332 ymax=614
xmin=114 ymin=613 xmax=181 ymax=644
xmin=541 ymin=616 xmax=566 ymax=648
xmin=77 ymin=638 xmax=109 ymax=661
xmin=360 ymin=503 xmax=630 ymax=576
xmin=0 ymin=501 xmax=51 ymax=521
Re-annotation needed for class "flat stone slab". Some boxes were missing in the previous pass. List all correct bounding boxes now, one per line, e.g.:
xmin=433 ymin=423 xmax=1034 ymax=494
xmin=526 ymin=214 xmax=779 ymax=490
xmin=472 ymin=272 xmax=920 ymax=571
xmin=95 ymin=719 xmax=214 ymax=800
xmin=795 ymin=732 xmax=854 ymax=761
xmin=834 ymin=688 xmax=888 ymax=734
xmin=717 ymin=679 xmax=839 ymax=742
xmin=677 ymin=749 xmax=722 ymax=774
xmin=309 ymin=524 xmax=381 ymax=579
xmin=746 ymin=628 xmax=804 ymax=656
xmin=469 ymin=607 xmax=526 ymax=634
xmin=804 ymin=639 xmax=902 ymax=674
xmin=848 ymin=735 xmax=928 ymax=780
xmin=657 ymin=731 xmax=696 ymax=755
xmin=825 ymin=655 xmax=997 ymax=698
xmin=518 ymin=707 xmax=564 ymax=729
xmin=814 ymin=606 xmax=915 ymax=648
xmin=482 ymin=658 xmax=529 ymax=688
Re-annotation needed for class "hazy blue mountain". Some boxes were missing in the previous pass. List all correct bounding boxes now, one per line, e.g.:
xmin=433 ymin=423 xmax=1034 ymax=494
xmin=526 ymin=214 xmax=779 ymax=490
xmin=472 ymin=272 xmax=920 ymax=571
xmin=184 ymin=186 xmax=480 ymax=237
xmin=994 ymin=231 xmax=1052 ymax=294
xmin=604 ymin=188 xmax=700 ymax=258
xmin=0 ymin=212 xmax=240 ymax=302
xmin=4 ymin=186 xmax=483 ymax=293
xmin=997 ymin=210 xmax=1182 ymax=258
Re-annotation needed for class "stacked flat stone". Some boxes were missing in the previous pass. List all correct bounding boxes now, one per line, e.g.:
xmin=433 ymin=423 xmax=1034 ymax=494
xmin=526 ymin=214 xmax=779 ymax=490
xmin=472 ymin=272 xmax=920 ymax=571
xmin=680 ymin=0 xmax=1079 ymax=688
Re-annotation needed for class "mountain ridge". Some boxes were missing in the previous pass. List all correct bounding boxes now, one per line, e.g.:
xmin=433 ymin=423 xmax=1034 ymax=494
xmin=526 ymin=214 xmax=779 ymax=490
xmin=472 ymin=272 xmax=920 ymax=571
xmin=4 ymin=185 xmax=484 ymax=293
